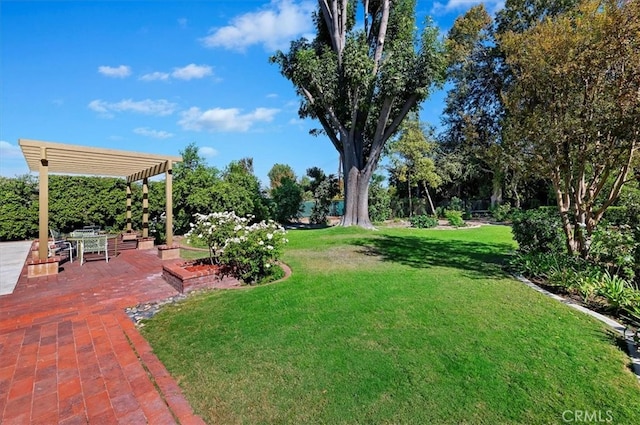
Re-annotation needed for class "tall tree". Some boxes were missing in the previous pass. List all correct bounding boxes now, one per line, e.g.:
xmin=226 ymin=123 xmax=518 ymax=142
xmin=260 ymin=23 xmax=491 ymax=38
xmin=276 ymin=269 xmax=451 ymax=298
xmin=441 ymin=1 xmax=581 ymax=208
xmin=271 ymin=0 xmax=446 ymax=227
xmin=172 ymin=143 xmax=220 ymax=234
xmin=268 ymin=163 xmax=297 ymax=190
xmin=387 ymin=116 xmax=441 ymax=216
xmin=502 ymin=0 xmax=640 ymax=257
xmin=270 ymin=177 xmax=304 ymax=223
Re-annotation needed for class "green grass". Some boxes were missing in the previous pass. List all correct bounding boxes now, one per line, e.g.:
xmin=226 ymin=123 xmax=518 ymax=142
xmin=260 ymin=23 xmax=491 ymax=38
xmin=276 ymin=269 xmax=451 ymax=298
xmin=179 ymin=248 xmax=209 ymax=261
xmin=143 ymin=225 xmax=640 ymax=424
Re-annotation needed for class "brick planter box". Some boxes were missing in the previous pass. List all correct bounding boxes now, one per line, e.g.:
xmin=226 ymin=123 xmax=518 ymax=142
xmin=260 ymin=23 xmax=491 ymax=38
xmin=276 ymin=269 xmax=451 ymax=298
xmin=27 ymin=257 xmax=59 ymax=278
xmin=162 ymin=261 xmax=241 ymax=293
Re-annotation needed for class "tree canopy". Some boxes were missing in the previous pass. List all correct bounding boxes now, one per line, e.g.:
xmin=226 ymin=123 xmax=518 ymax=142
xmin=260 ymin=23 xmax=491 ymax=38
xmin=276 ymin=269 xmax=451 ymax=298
xmin=501 ymin=0 xmax=640 ymax=256
xmin=271 ymin=0 xmax=446 ymax=227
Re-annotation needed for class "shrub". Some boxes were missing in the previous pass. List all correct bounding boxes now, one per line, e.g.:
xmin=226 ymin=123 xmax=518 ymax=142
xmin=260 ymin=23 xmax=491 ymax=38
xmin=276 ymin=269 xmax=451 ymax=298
xmin=222 ymin=220 xmax=288 ymax=284
xmin=409 ymin=214 xmax=438 ymax=229
xmin=445 ymin=210 xmax=465 ymax=227
xmin=510 ymin=252 xmax=565 ymax=278
xmin=186 ymin=211 xmax=288 ymax=284
xmin=569 ymin=267 xmax=604 ymax=303
xmin=448 ymin=196 xmax=465 ymax=212
xmin=490 ymin=203 xmax=513 ymax=222
xmin=590 ymin=224 xmax=638 ymax=281
xmin=511 ymin=208 xmax=565 ymax=254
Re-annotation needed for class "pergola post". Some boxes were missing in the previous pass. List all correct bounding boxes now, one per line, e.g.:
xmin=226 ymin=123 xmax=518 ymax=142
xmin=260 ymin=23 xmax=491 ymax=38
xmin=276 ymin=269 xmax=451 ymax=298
xmin=126 ymin=183 xmax=132 ymax=233
xmin=38 ymin=147 xmax=49 ymax=260
xmin=142 ymin=177 xmax=149 ymax=238
xmin=165 ymin=161 xmax=173 ymax=246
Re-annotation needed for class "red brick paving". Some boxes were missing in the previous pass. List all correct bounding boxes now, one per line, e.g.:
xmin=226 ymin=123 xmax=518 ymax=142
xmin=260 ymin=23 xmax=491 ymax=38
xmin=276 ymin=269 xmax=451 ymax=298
xmin=0 ymin=248 xmax=206 ymax=424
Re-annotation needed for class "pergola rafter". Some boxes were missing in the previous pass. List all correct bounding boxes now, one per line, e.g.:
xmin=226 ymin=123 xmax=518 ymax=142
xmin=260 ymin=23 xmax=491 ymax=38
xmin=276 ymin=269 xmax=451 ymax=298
xmin=19 ymin=139 xmax=182 ymax=260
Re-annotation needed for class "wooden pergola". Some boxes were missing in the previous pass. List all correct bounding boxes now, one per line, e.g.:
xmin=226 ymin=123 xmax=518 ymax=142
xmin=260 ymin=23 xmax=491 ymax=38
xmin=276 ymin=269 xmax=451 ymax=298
xmin=19 ymin=139 xmax=182 ymax=260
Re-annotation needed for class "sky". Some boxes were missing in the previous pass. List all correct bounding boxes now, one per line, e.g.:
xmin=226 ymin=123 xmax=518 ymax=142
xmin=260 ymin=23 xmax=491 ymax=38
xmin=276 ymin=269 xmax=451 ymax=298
xmin=0 ymin=0 xmax=503 ymax=187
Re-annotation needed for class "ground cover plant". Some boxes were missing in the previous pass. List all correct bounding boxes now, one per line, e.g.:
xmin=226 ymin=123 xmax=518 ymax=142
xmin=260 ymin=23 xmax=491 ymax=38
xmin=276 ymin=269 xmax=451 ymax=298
xmin=142 ymin=226 xmax=640 ymax=424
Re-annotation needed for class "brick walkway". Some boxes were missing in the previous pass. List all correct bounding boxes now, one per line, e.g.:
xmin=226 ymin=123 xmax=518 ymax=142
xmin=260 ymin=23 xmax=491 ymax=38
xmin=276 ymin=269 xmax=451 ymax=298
xmin=0 ymin=248 xmax=206 ymax=424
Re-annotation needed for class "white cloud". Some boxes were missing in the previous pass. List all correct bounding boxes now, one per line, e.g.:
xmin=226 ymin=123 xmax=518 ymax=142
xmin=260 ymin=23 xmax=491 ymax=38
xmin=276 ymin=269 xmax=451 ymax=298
xmin=98 ymin=65 xmax=132 ymax=78
xmin=133 ymin=127 xmax=174 ymax=139
xmin=141 ymin=64 xmax=215 ymax=82
xmin=171 ymin=64 xmax=213 ymax=80
xmin=88 ymin=99 xmax=177 ymax=117
xmin=199 ymin=146 xmax=218 ymax=157
xmin=201 ymin=0 xmax=315 ymax=51
xmin=179 ymin=107 xmax=279 ymax=132
xmin=0 ymin=140 xmax=22 ymax=158
xmin=432 ymin=0 xmax=504 ymax=14
xmin=140 ymin=71 xmax=170 ymax=82
xmin=266 ymin=93 xmax=278 ymax=99
xmin=178 ymin=18 xmax=188 ymax=28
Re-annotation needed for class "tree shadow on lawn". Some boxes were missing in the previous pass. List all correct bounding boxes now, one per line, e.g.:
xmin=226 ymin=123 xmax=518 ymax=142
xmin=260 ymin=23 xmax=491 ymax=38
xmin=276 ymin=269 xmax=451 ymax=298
xmin=352 ymin=234 xmax=515 ymax=280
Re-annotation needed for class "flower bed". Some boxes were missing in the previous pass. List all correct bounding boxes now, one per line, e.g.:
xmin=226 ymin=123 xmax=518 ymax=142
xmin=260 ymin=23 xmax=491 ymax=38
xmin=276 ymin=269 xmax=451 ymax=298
xmin=162 ymin=260 xmax=241 ymax=293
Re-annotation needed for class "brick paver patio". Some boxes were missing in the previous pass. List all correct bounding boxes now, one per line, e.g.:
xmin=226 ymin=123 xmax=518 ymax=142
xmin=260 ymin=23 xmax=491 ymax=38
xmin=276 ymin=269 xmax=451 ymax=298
xmin=0 ymin=247 xmax=206 ymax=424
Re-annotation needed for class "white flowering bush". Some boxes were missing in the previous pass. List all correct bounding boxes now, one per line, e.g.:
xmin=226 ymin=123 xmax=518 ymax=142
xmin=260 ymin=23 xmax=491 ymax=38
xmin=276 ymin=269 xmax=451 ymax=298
xmin=186 ymin=211 xmax=288 ymax=284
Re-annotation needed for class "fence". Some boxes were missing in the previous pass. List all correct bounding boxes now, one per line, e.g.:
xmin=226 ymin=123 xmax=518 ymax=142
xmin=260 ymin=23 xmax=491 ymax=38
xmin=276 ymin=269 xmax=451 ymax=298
xmin=299 ymin=200 xmax=345 ymax=218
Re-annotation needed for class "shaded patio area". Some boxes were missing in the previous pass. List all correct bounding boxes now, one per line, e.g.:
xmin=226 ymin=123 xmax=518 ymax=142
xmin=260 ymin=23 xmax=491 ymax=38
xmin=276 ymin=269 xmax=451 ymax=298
xmin=0 ymin=248 xmax=205 ymax=424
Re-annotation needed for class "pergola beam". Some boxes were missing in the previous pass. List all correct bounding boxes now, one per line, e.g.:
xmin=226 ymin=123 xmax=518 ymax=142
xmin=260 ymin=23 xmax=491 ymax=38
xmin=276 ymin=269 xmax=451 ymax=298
xmin=126 ymin=161 xmax=171 ymax=183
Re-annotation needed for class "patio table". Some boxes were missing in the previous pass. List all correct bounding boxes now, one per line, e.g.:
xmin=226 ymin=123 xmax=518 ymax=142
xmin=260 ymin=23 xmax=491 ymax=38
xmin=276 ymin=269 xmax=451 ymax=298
xmin=66 ymin=234 xmax=118 ymax=265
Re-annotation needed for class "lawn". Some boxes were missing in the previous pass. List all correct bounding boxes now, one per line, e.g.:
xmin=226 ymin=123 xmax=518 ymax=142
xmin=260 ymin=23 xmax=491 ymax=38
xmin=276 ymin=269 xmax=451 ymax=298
xmin=142 ymin=225 xmax=640 ymax=424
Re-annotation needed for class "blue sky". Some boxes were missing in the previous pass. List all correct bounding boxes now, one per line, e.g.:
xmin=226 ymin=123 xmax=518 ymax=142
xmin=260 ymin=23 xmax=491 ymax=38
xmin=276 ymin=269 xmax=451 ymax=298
xmin=0 ymin=0 xmax=502 ymax=186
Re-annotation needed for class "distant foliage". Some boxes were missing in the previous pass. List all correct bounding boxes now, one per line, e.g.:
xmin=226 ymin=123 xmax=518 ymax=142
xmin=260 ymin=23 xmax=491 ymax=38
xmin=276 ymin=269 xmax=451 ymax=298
xmin=368 ymin=174 xmax=392 ymax=223
xmin=0 ymin=175 xmax=39 ymax=240
xmin=305 ymin=167 xmax=340 ymax=225
xmin=271 ymin=177 xmax=303 ymax=223
xmin=490 ymin=203 xmax=513 ymax=222
xmin=447 ymin=196 xmax=465 ymax=212
xmin=409 ymin=215 xmax=438 ymax=229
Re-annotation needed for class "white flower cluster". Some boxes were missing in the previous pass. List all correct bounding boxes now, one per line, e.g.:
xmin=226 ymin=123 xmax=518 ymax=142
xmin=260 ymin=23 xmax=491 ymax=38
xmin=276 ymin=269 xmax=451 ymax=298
xmin=186 ymin=211 xmax=288 ymax=283
xmin=185 ymin=211 xmax=287 ymax=261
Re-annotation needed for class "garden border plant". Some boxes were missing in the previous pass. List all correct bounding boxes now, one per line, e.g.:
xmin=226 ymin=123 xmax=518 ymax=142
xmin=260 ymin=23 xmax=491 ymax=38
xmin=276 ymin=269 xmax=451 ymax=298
xmin=510 ymin=207 xmax=640 ymax=323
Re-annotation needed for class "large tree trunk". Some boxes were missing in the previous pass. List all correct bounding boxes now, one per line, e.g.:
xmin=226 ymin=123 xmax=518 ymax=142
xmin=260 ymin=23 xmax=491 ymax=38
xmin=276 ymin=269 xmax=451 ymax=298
xmin=341 ymin=162 xmax=373 ymax=228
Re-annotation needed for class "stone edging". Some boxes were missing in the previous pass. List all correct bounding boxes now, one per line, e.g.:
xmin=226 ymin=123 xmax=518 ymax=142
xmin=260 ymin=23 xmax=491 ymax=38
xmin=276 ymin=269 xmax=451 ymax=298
xmin=514 ymin=274 xmax=640 ymax=382
xmin=127 ymin=262 xmax=292 ymax=326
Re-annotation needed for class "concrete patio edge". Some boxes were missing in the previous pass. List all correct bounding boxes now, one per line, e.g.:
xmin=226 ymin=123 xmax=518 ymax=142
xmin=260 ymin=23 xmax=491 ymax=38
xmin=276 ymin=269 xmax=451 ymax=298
xmin=0 ymin=241 xmax=33 ymax=296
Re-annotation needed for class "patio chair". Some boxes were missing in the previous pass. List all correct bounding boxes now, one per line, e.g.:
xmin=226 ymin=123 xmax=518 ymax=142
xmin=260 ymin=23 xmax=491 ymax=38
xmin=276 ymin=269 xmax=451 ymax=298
xmin=49 ymin=229 xmax=73 ymax=262
xmin=80 ymin=235 xmax=108 ymax=265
